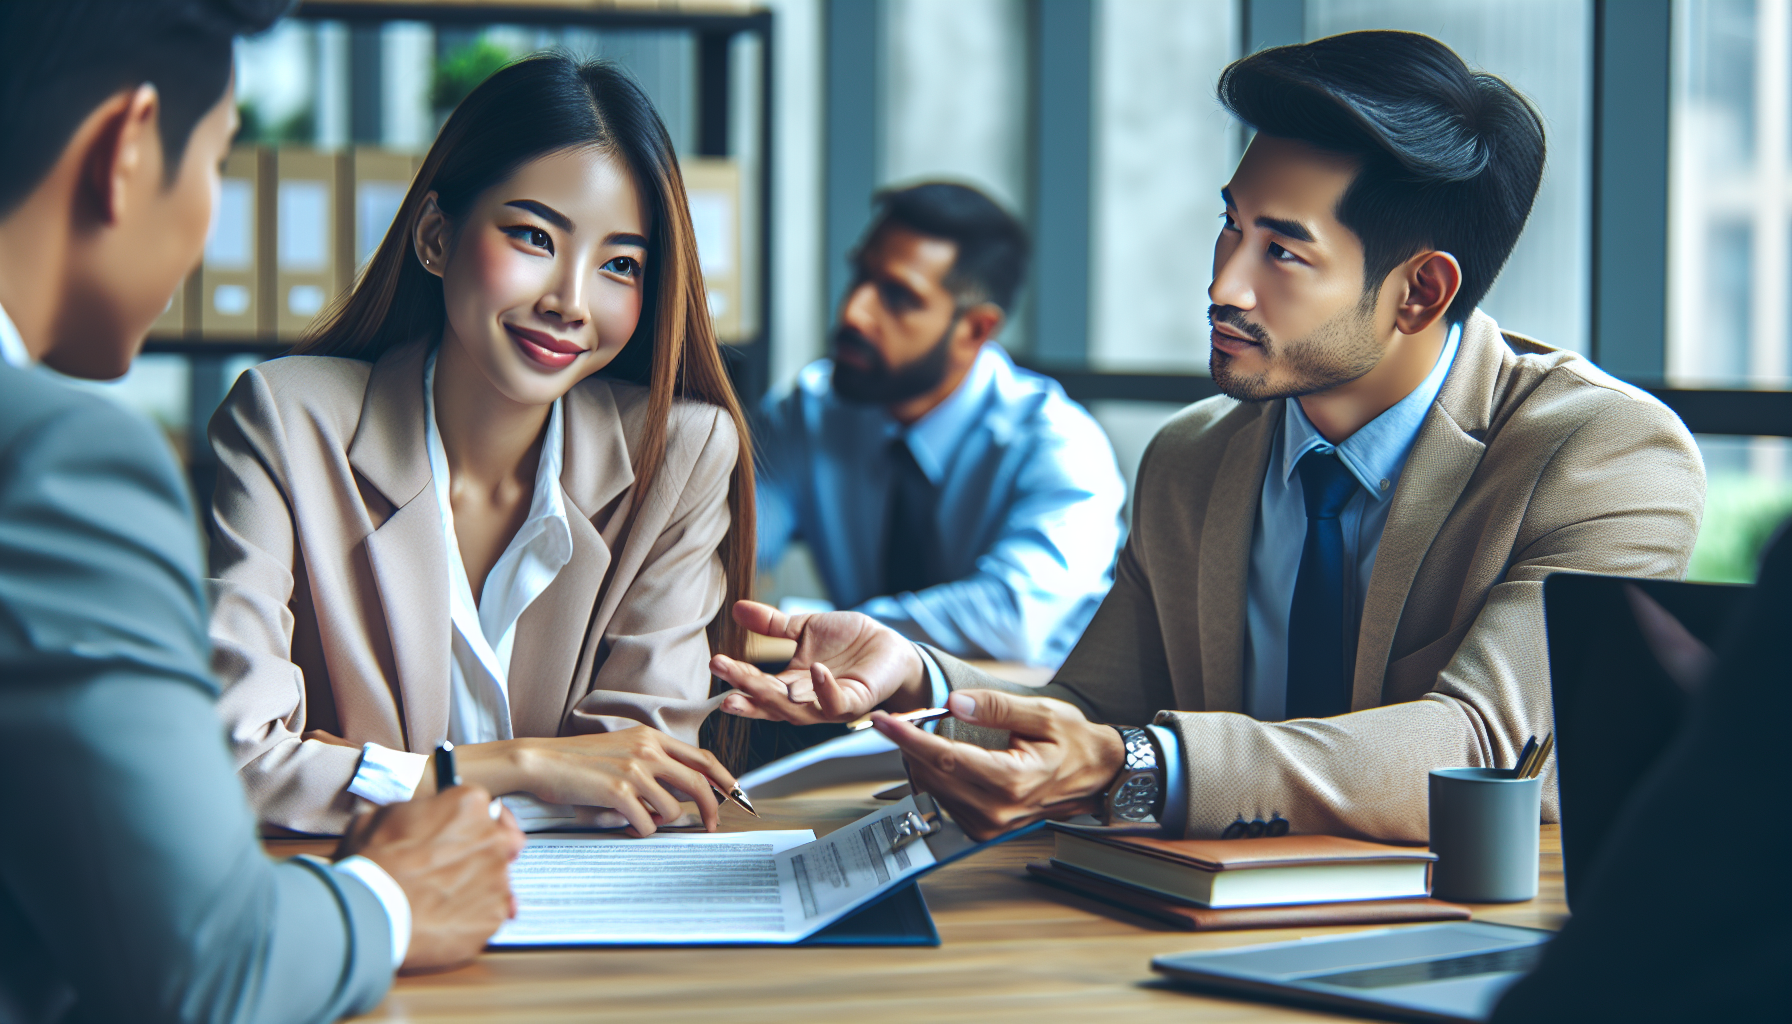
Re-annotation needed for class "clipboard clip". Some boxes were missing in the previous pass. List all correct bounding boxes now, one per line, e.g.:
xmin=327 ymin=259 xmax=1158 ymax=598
xmin=889 ymin=809 xmax=942 ymax=850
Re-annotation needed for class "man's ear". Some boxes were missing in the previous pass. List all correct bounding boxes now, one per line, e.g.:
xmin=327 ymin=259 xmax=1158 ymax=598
xmin=81 ymin=85 xmax=162 ymax=227
xmin=1392 ymin=251 xmax=1462 ymax=336
xmin=413 ymin=192 xmax=450 ymax=277
xmin=959 ymin=302 xmax=1005 ymax=348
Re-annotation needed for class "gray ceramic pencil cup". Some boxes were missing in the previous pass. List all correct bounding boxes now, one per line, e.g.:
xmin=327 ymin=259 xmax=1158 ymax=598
xmin=1428 ymin=767 xmax=1541 ymax=903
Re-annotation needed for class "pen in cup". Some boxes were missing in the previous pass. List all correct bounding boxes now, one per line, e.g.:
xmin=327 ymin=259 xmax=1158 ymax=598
xmin=1518 ymin=732 xmax=1553 ymax=780
xmin=1510 ymin=735 xmax=1538 ymax=778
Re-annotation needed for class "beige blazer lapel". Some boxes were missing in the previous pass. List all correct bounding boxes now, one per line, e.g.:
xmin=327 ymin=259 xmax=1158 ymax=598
xmin=508 ymin=380 xmax=636 ymax=737
xmin=1351 ymin=313 xmax=1499 ymax=710
xmin=347 ymin=340 xmax=451 ymax=752
xmin=1195 ymin=400 xmax=1277 ymax=713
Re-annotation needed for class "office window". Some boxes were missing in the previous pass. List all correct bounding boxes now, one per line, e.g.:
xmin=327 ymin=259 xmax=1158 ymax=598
xmin=1668 ymin=0 xmax=1780 ymax=388
xmin=880 ymin=0 xmax=1031 ymax=350
xmin=1090 ymin=0 xmax=1239 ymax=373
xmin=1668 ymin=0 xmax=1792 ymax=580
xmin=881 ymin=0 xmax=1029 ymax=214
xmin=1669 ymin=0 xmax=1792 ymax=390
xmin=1305 ymin=0 xmax=1594 ymax=355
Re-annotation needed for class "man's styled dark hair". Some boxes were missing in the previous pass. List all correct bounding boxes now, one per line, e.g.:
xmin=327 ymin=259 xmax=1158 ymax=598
xmin=0 ymin=0 xmax=291 ymax=217
xmin=864 ymin=182 xmax=1031 ymax=313
xmin=1218 ymin=31 xmax=1546 ymax=324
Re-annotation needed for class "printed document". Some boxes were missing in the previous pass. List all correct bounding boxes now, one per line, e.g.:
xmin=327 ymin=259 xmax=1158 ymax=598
xmin=491 ymin=795 xmax=939 ymax=946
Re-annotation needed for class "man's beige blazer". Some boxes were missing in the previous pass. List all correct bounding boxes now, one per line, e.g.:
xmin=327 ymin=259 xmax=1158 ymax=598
xmin=935 ymin=311 xmax=1705 ymax=843
xmin=207 ymin=340 xmax=736 ymax=833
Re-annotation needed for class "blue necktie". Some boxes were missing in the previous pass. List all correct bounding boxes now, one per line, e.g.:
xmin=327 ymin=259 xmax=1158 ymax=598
xmin=1286 ymin=449 xmax=1361 ymax=720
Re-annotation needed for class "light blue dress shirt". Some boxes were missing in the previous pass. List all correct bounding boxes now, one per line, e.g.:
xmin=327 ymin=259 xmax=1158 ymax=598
xmin=0 ymin=301 xmax=28 ymax=368
xmin=1092 ymin=323 xmax=1460 ymax=833
xmin=918 ymin=325 xmax=1455 ymax=834
xmin=757 ymin=343 xmax=1127 ymax=667
xmin=1244 ymin=322 xmax=1461 ymax=720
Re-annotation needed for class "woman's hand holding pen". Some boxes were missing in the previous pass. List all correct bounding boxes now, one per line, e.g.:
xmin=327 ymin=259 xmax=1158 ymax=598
xmin=453 ymin=729 xmax=739 ymax=836
xmin=709 ymin=600 xmax=932 ymax=724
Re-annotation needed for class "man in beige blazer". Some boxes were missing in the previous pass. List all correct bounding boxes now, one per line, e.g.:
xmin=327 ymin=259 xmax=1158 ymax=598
xmin=712 ymin=32 xmax=1704 ymax=843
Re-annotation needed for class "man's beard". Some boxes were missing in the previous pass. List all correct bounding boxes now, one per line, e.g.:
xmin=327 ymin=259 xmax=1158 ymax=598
xmin=1208 ymin=302 xmax=1385 ymax=402
xmin=831 ymin=315 xmax=959 ymax=405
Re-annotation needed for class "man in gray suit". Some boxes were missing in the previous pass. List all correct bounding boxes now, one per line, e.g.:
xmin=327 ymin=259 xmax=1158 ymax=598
xmin=0 ymin=4 xmax=522 ymax=1022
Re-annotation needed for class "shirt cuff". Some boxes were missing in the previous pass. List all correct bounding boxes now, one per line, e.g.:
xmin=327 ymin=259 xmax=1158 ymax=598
xmin=1147 ymin=724 xmax=1188 ymax=837
xmin=346 ymin=742 xmax=429 ymax=806
xmin=332 ymin=855 xmax=412 ymax=969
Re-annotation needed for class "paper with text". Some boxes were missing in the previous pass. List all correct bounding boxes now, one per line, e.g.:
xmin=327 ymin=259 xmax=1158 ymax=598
xmin=490 ymin=796 xmax=938 ymax=946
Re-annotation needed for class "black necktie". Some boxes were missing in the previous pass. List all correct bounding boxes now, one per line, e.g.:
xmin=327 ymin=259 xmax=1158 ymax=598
xmin=1285 ymin=449 xmax=1361 ymax=720
xmin=882 ymin=438 xmax=939 ymax=596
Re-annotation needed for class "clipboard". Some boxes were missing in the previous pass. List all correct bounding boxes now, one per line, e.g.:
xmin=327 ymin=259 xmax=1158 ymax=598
xmin=800 ymin=791 xmax=1044 ymax=946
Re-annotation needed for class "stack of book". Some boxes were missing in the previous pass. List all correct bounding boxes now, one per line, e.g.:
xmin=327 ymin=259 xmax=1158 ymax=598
xmin=1029 ymin=824 xmax=1471 ymax=931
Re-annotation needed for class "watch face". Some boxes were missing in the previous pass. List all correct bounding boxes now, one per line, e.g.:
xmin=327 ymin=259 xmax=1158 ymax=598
xmin=1112 ymin=772 xmax=1160 ymax=822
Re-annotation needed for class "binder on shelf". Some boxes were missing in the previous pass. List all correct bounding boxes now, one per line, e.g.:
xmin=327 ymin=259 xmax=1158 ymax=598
xmin=148 ymin=272 xmax=201 ymax=338
xmin=273 ymin=148 xmax=342 ymax=340
xmin=199 ymin=146 xmax=266 ymax=340
xmin=349 ymin=148 xmax=422 ymax=282
xmin=681 ymin=157 xmax=748 ymax=342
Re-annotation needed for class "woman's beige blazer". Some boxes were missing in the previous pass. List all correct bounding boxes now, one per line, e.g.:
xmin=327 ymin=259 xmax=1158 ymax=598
xmin=207 ymin=339 xmax=735 ymax=833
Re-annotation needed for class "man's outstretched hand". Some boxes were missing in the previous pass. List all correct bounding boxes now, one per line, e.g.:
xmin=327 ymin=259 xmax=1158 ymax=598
xmin=711 ymin=600 xmax=930 ymax=724
xmin=871 ymin=689 xmax=1126 ymax=841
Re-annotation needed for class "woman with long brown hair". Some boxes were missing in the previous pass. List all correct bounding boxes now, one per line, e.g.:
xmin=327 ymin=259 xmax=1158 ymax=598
xmin=207 ymin=54 xmax=753 ymax=836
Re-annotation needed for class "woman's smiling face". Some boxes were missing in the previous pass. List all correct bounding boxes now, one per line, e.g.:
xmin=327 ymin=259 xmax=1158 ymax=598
xmin=415 ymin=145 xmax=651 ymax=406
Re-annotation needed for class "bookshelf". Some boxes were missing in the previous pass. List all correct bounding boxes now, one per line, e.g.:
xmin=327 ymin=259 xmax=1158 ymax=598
xmin=138 ymin=0 xmax=774 ymax=502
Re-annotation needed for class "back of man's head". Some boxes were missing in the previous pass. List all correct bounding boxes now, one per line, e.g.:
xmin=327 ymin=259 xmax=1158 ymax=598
xmin=1218 ymin=31 xmax=1546 ymax=324
xmin=866 ymin=183 xmax=1031 ymax=314
xmin=0 ymin=0 xmax=290 ymax=217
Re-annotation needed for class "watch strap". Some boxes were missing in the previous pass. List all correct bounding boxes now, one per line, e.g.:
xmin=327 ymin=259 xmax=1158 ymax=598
xmin=1117 ymin=726 xmax=1160 ymax=771
xmin=1102 ymin=726 xmax=1165 ymax=825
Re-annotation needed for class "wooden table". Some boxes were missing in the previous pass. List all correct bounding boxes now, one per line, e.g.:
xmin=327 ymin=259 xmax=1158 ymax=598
xmin=273 ymin=784 xmax=1565 ymax=1023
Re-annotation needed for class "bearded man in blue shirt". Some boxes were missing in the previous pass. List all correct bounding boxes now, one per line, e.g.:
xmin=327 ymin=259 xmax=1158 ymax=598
xmin=754 ymin=183 xmax=1126 ymax=668
xmin=715 ymin=32 xmax=1705 ymax=844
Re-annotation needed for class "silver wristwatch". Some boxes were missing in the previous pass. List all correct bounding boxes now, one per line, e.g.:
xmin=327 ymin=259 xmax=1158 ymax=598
xmin=1101 ymin=726 xmax=1164 ymax=825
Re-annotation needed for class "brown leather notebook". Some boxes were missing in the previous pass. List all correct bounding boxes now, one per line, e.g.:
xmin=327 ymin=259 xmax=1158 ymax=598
xmin=1046 ymin=825 xmax=1438 ymax=907
xmin=1027 ymin=860 xmax=1471 ymax=932
xmin=1047 ymin=826 xmax=1439 ymax=871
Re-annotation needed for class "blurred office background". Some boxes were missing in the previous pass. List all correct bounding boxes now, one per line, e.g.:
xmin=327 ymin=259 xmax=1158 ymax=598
xmin=73 ymin=0 xmax=1792 ymax=585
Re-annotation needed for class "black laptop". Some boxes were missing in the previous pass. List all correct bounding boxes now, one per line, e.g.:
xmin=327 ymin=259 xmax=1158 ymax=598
xmin=1149 ymin=573 xmax=1748 ymax=1023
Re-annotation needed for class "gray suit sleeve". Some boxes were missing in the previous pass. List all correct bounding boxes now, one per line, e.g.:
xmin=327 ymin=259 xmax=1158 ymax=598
xmin=0 ymin=386 xmax=392 ymax=1024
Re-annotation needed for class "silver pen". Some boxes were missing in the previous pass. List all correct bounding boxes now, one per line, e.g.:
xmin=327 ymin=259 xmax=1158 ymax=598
xmin=846 ymin=707 xmax=954 ymax=732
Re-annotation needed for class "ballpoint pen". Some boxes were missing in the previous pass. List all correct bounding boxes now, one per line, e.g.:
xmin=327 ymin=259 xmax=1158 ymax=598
xmin=434 ymin=741 xmax=503 ymax=819
xmin=846 ymin=707 xmax=954 ymax=732
xmin=434 ymin=740 xmax=461 ymax=792
xmin=712 ymin=781 xmax=758 ymax=817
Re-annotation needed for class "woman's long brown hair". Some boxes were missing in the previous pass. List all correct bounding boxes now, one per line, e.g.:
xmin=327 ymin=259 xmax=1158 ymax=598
xmin=295 ymin=54 xmax=754 ymax=766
